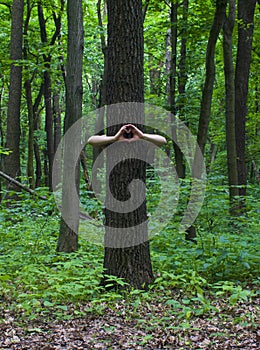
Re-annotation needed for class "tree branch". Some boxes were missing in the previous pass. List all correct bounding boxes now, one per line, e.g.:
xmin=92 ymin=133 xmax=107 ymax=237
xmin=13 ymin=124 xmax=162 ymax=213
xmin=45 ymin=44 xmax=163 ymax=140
xmin=0 ymin=170 xmax=47 ymax=200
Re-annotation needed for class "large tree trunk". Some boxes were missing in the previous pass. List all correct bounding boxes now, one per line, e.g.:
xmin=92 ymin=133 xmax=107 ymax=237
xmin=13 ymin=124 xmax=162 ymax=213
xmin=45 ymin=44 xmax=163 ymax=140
xmin=4 ymin=0 xmax=24 ymax=192
xmin=235 ymin=0 xmax=257 ymax=197
xmin=223 ymin=0 xmax=239 ymax=206
xmin=56 ymin=0 xmax=83 ymax=253
xmin=197 ymin=0 xmax=227 ymax=156
xmin=102 ymin=0 xmax=154 ymax=289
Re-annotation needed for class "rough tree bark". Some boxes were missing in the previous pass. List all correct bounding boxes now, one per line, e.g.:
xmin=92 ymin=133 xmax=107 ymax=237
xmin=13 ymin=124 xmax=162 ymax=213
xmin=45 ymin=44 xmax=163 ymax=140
xmin=24 ymin=0 xmax=35 ymax=189
xmin=102 ymin=0 xmax=154 ymax=289
xmin=177 ymin=0 xmax=188 ymax=116
xmin=197 ymin=0 xmax=227 ymax=156
xmin=169 ymin=1 xmax=186 ymax=179
xmin=0 ymin=80 xmax=4 ymax=200
xmin=37 ymin=0 xmax=64 ymax=190
xmin=56 ymin=0 xmax=83 ymax=253
xmin=235 ymin=0 xmax=257 ymax=197
xmin=92 ymin=0 xmax=107 ymax=194
xmin=33 ymin=84 xmax=44 ymax=187
xmin=223 ymin=0 xmax=239 ymax=205
xmin=38 ymin=2 xmax=54 ymax=189
xmin=4 ymin=0 xmax=24 ymax=192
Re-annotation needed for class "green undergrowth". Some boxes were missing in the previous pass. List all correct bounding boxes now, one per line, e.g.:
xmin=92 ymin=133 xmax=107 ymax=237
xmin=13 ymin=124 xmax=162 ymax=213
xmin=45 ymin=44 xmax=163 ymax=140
xmin=0 ymin=181 xmax=259 ymax=323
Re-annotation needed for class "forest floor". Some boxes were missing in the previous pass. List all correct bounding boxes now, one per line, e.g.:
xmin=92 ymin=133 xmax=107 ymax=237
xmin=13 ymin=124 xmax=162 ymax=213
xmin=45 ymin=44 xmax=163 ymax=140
xmin=1 ymin=295 xmax=259 ymax=349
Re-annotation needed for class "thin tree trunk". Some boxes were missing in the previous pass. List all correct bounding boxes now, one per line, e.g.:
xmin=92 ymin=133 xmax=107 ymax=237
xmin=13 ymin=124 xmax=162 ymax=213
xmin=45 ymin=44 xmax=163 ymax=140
xmin=0 ymin=80 xmax=4 ymax=201
xmin=252 ymin=160 xmax=260 ymax=185
xmin=33 ymin=84 xmax=44 ymax=187
xmin=176 ymin=0 xmax=188 ymax=179
xmin=223 ymin=0 xmax=239 ymax=209
xmin=92 ymin=0 xmax=107 ymax=194
xmin=177 ymin=0 xmax=188 ymax=118
xmin=57 ymin=0 xmax=83 ymax=253
xmin=197 ymin=0 xmax=227 ymax=156
xmin=38 ymin=1 xmax=64 ymax=190
xmin=53 ymin=90 xmax=62 ymax=187
xmin=235 ymin=0 xmax=257 ymax=197
xmin=38 ymin=3 xmax=54 ymax=190
xmin=4 ymin=0 xmax=24 ymax=193
xmin=80 ymin=150 xmax=93 ymax=192
xmin=53 ymin=90 xmax=61 ymax=153
xmin=24 ymin=0 xmax=35 ymax=189
xmin=169 ymin=1 xmax=185 ymax=179
xmin=24 ymin=80 xmax=35 ymax=189
xmin=34 ymin=140 xmax=42 ymax=188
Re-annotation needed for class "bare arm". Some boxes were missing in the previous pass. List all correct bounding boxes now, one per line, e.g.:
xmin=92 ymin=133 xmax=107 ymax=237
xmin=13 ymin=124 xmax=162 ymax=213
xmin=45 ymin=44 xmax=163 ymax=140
xmin=87 ymin=135 xmax=116 ymax=147
xmin=142 ymin=133 xmax=167 ymax=146
xmin=87 ymin=126 xmax=126 ymax=146
xmin=129 ymin=124 xmax=167 ymax=146
xmin=87 ymin=124 xmax=166 ymax=147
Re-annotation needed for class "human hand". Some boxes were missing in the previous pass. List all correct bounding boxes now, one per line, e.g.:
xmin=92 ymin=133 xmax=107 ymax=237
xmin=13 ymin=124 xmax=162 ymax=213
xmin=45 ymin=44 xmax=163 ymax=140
xmin=114 ymin=124 xmax=144 ymax=142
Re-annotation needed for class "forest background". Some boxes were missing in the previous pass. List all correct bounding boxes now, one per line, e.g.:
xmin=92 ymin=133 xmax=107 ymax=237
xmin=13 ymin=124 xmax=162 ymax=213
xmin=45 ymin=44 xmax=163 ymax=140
xmin=0 ymin=0 xmax=259 ymax=348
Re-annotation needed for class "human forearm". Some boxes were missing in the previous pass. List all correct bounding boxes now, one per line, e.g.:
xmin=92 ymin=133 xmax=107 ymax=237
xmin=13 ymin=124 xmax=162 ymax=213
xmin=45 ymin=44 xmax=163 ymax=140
xmin=142 ymin=133 xmax=167 ymax=146
xmin=87 ymin=135 xmax=116 ymax=146
xmin=87 ymin=125 xmax=167 ymax=147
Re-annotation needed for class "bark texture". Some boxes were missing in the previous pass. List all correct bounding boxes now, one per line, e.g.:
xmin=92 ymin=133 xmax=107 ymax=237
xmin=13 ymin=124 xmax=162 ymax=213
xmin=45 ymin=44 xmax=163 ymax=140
xmin=57 ymin=0 xmax=83 ymax=253
xmin=197 ymin=0 xmax=227 ymax=156
xmin=235 ymin=0 xmax=257 ymax=196
xmin=223 ymin=0 xmax=239 ymax=204
xmin=103 ymin=0 xmax=154 ymax=289
xmin=4 ymin=0 xmax=24 ymax=191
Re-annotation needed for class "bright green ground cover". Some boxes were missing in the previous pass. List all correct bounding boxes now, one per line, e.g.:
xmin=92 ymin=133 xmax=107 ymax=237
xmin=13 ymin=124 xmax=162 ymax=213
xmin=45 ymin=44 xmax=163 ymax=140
xmin=0 ymin=179 xmax=259 ymax=322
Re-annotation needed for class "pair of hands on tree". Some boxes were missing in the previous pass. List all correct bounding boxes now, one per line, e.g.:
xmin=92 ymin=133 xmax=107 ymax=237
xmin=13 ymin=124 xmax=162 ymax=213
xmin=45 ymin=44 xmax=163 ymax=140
xmin=114 ymin=124 xmax=144 ymax=142
xmin=88 ymin=124 xmax=166 ymax=147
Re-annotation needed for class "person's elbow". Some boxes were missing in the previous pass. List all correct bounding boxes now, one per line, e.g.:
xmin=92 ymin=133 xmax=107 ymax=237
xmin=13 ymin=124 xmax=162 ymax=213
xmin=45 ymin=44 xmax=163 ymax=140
xmin=157 ymin=136 xmax=167 ymax=146
xmin=161 ymin=136 xmax=167 ymax=145
xmin=87 ymin=136 xmax=97 ymax=146
xmin=87 ymin=136 xmax=93 ymax=144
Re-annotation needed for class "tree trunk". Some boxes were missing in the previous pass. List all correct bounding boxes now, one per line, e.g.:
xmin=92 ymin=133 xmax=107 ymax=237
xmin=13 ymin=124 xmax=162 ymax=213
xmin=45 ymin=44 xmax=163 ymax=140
xmin=38 ymin=3 xmax=54 ymax=190
xmin=24 ymin=0 xmax=35 ymax=189
xmin=38 ymin=1 xmax=64 ymax=190
xmin=177 ymin=0 xmax=189 ymax=179
xmin=0 ymin=80 xmax=4 ymax=201
xmin=92 ymin=0 xmax=107 ymax=194
xmin=24 ymin=80 xmax=35 ymax=189
xmin=53 ymin=90 xmax=61 ymax=153
xmin=53 ymin=89 xmax=62 ymax=187
xmin=56 ymin=0 xmax=83 ymax=253
xmin=103 ymin=0 xmax=154 ymax=289
xmin=168 ymin=1 xmax=185 ymax=179
xmin=197 ymin=0 xmax=227 ymax=156
xmin=177 ymin=0 xmax=188 ymax=118
xmin=33 ymin=84 xmax=44 ymax=187
xmin=235 ymin=0 xmax=257 ymax=197
xmin=4 ymin=0 xmax=24 ymax=193
xmin=223 ymin=0 xmax=239 ymax=206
